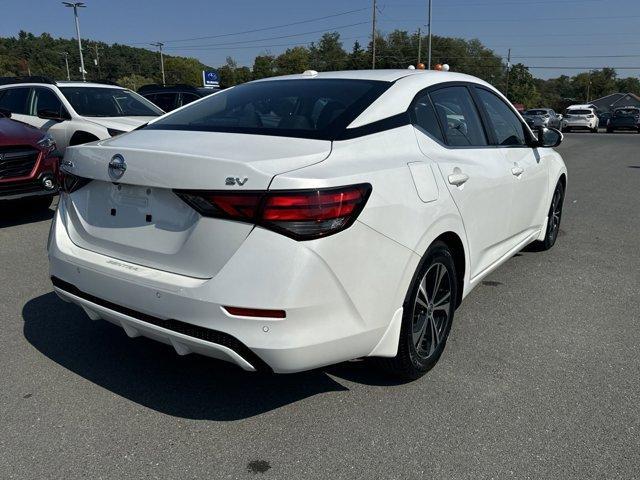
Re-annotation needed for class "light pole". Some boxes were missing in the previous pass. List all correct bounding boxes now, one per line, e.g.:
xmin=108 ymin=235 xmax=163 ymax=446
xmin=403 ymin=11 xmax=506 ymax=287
xmin=62 ymin=2 xmax=86 ymax=81
xmin=60 ymin=51 xmax=71 ymax=80
xmin=427 ymin=0 xmax=432 ymax=69
xmin=371 ymin=0 xmax=377 ymax=69
xmin=151 ymin=42 xmax=166 ymax=85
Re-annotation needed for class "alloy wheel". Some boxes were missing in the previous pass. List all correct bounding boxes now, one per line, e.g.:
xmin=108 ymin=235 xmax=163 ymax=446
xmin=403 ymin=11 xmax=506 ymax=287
xmin=547 ymin=185 xmax=563 ymax=243
xmin=411 ymin=262 xmax=452 ymax=360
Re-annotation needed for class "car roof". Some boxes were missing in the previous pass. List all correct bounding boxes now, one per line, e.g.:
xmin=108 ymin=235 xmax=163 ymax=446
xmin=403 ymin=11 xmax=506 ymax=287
xmin=567 ymin=104 xmax=595 ymax=109
xmin=255 ymin=69 xmax=476 ymax=83
xmin=55 ymin=81 xmax=125 ymax=89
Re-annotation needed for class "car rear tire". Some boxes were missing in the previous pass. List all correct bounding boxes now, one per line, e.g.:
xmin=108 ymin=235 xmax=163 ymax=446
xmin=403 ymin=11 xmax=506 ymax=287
xmin=378 ymin=241 xmax=458 ymax=380
xmin=531 ymin=182 xmax=564 ymax=251
xmin=591 ymin=127 xmax=598 ymax=133
xmin=607 ymin=127 xmax=614 ymax=133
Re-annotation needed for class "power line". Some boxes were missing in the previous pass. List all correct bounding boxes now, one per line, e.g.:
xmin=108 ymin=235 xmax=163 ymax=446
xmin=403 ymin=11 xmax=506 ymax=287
xmin=155 ymin=7 xmax=370 ymax=44
xmin=381 ymin=14 xmax=640 ymax=23
xmin=162 ymin=22 xmax=369 ymax=50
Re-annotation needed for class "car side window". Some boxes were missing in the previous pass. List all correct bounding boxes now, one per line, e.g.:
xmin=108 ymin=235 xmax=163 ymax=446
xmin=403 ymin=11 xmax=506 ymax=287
xmin=429 ymin=86 xmax=487 ymax=147
xmin=152 ymin=92 xmax=178 ymax=111
xmin=180 ymin=93 xmax=200 ymax=107
xmin=32 ymin=87 xmax=65 ymax=117
xmin=476 ymin=88 xmax=526 ymax=146
xmin=0 ymin=87 xmax=31 ymax=114
xmin=411 ymin=93 xmax=444 ymax=142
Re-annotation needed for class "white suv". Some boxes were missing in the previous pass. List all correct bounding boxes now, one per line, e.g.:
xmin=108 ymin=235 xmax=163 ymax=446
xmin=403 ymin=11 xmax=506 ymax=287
xmin=0 ymin=77 xmax=163 ymax=153
xmin=561 ymin=104 xmax=599 ymax=133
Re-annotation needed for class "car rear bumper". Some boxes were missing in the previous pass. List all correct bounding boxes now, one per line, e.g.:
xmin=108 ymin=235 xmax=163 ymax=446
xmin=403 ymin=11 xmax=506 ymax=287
xmin=48 ymin=198 xmax=418 ymax=373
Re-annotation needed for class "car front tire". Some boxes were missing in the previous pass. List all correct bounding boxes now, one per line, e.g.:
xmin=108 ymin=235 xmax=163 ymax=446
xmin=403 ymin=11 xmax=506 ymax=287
xmin=379 ymin=241 xmax=458 ymax=380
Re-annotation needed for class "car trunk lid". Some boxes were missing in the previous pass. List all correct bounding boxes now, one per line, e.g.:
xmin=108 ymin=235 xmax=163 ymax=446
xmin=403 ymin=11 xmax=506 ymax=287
xmin=60 ymin=129 xmax=331 ymax=278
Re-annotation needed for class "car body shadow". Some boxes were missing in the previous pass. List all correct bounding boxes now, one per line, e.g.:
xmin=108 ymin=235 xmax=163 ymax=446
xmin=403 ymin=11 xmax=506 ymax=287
xmin=23 ymin=292 xmax=354 ymax=421
xmin=0 ymin=202 xmax=55 ymax=228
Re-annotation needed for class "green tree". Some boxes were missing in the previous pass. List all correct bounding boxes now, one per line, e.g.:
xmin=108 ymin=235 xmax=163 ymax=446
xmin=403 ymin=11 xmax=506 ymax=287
xmin=507 ymin=63 xmax=540 ymax=107
xmin=275 ymin=47 xmax=310 ymax=75
xmin=253 ymin=55 xmax=276 ymax=79
xmin=117 ymin=73 xmax=155 ymax=90
xmin=348 ymin=40 xmax=369 ymax=70
xmin=308 ymin=32 xmax=348 ymax=71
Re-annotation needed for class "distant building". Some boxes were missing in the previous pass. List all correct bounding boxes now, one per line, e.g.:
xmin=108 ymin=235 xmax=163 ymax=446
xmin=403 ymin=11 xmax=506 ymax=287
xmin=590 ymin=93 xmax=640 ymax=112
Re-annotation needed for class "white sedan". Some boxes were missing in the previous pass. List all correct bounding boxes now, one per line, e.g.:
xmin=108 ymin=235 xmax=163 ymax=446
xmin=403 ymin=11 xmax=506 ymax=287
xmin=49 ymin=70 xmax=566 ymax=380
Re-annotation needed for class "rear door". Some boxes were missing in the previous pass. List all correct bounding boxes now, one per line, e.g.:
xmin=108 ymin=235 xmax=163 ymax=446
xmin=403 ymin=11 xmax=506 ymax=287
xmin=413 ymin=85 xmax=514 ymax=280
xmin=473 ymin=87 xmax=549 ymax=243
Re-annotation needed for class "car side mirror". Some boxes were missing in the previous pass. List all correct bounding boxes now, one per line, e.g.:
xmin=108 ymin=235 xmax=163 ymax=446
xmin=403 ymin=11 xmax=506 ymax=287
xmin=535 ymin=126 xmax=562 ymax=148
xmin=37 ymin=109 xmax=67 ymax=122
xmin=0 ymin=108 xmax=11 ymax=118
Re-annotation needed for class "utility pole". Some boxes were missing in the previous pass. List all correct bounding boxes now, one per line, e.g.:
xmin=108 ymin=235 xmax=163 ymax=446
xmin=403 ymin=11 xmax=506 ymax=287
xmin=62 ymin=2 xmax=86 ymax=81
xmin=60 ymin=52 xmax=70 ymax=80
xmin=151 ymin=42 xmax=166 ymax=85
xmin=427 ymin=0 xmax=432 ymax=69
xmin=371 ymin=0 xmax=377 ymax=69
xmin=505 ymin=48 xmax=512 ymax=98
xmin=93 ymin=44 xmax=101 ymax=78
xmin=417 ymin=27 xmax=422 ymax=65
xmin=586 ymin=71 xmax=592 ymax=102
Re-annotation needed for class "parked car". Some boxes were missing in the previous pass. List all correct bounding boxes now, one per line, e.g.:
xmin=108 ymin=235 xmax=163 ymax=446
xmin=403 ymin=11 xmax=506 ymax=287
xmin=522 ymin=108 xmax=562 ymax=129
xmin=606 ymin=106 xmax=640 ymax=133
xmin=138 ymin=84 xmax=219 ymax=112
xmin=49 ymin=70 xmax=566 ymax=380
xmin=562 ymin=104 xmax=599 ymax=133
xmin=0 ymin=76 xmax=164 ymax=153
xmin=597 ymin=111 xmax=612 ymax=128
xmin=0 ymin=109 xmax=60 ymax=210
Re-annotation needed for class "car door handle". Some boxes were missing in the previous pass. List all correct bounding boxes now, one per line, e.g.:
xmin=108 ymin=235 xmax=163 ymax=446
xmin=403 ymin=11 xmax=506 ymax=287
xmin=511 ymin=166 xmax=524 ymax=177
xmin=448 ymin=172 xmax=469 ymax=186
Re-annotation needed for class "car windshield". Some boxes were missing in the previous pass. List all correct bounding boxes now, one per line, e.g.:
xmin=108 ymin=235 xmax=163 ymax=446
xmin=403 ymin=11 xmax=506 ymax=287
xmin=525 ymin=110 xmax=548 ymax=116
xmin=144 ymin=79 xmax=391 ymax=140
xmin=614 ymin=108 xmax=639 ymax=116
xmin=566 ymin=109 xmax=591 ymax=115
xmin=60 ymin=87 xmax=163 ymax=117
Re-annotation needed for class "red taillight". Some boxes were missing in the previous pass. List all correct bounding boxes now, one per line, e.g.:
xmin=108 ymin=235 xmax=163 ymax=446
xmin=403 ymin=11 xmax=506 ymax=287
xmin=223 ymin=306 xmax=286 ymax=318
xmin=175 ymin=184 xmax=371 ymax=240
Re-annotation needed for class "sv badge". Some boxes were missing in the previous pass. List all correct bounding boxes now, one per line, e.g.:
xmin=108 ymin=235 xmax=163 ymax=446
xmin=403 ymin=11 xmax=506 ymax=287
xmin=225 ymin=176 xmax=248 ymax=186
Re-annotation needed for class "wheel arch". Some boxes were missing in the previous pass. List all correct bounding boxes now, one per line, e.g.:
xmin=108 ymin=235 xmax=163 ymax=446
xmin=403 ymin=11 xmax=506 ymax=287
xmin=432 ymin=231 xmax=466 ymax=308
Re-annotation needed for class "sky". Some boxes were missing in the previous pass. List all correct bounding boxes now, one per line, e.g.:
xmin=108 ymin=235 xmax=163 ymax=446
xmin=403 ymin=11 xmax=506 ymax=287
xmin=2 ymin=0 xmax=640 ymax=80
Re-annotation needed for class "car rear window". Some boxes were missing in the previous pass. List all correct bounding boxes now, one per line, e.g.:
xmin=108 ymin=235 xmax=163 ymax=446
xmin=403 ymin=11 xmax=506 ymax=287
xmin=525 ymin=110 xmax=548 ymax=116
xmin=566 ymin=109 xmax=592 ymax=115
xmin=614 ymin=108 xmax=639 ymax=116
xmin=144 ymin=79 xmax=391 ymax=140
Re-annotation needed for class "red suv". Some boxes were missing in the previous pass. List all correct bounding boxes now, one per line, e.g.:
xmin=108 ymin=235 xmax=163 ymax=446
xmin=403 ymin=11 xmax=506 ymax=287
xmin=0 ymin=109 xmax=60 ymax=210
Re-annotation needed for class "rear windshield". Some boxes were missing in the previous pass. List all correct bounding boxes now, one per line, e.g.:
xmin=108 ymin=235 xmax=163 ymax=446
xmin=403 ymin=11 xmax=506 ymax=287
xmin=60 ymin=87 xmax=163 ymax=117
xmin=525 ymin=110 xmax=548 ymax=116
xmin=566 ymin=109 xmax=591 ymax=115
xmin=614 ymin=108 xmax=639 ymax=116
xmin=144 ymin=79 xmax=391 ymax=140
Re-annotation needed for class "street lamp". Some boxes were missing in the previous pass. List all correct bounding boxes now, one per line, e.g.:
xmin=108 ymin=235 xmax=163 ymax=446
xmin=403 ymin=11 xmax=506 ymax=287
xmin=62 ymin=2 xmax=86 ymax=81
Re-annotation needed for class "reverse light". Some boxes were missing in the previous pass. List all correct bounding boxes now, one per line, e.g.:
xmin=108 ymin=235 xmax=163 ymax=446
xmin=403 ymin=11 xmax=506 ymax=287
xmin=175 ymin=184 xmax=372 ymax=241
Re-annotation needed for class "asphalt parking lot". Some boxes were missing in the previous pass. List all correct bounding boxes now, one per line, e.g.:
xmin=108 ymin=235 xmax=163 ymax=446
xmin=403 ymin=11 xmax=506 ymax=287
xmin=1 ymin=133 xmax=638 ymax=479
